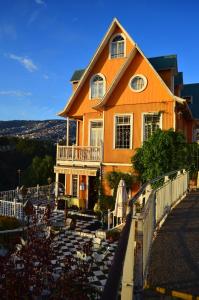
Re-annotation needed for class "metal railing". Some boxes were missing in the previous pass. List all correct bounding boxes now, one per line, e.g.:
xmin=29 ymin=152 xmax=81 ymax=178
xmin=101 ymin=169 xmax=189 ymax=300
xmin=57 ymin=144 xmax=102 ymax=162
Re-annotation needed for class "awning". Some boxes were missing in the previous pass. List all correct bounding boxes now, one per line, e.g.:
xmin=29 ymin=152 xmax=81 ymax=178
xmin=54 ymin=166 xmax=98 ymax=176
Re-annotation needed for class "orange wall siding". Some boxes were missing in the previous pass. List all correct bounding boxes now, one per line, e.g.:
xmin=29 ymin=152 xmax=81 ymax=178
xmin=103 ymin=101 xmax=174 ymax=163
xmin=101 ymin=52 xmax=174 ymax=163
xmin=67 ymin=25 xmax=134 ymax=117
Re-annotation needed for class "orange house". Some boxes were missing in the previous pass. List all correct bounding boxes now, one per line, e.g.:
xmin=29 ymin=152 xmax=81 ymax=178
xmin=54 ymin=18 xmax=198 ymax=209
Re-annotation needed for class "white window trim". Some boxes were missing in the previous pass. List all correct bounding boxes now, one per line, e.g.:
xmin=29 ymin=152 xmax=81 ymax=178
xmin=109 ymin=33 xmax=126 ymax=59
xmin=88 ymin=119 xmax=103 ymax=146
xmin=89 ymin=73 xmax=106 ymax=100
xmin=129 ymin=74 xmax=148 ymax=93
xmin=141 ymin=112 xmax=163 ymax=143
xmin=113 ymin=113 xmax=133 ymax=150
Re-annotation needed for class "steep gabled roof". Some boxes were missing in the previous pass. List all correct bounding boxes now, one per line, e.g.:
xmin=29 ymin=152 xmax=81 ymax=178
xmin=70 ymin=69 xmax=85 ymax=82
xmin=181 ymin=83 xmax=199 ymax=119
xmin=148 ymin=55 xmax=177 ymax=72
xmin=93 ymin=48 xmax=179 ymax=110
xmin=58 ymin=18 xmax=136 ymax=117
xmin=70 ymin=55 xmax=178 ymax=83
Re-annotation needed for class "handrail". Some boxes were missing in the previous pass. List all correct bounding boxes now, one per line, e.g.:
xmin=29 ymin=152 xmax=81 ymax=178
xmin=101 ymin=210 xmax=133 ymax=300
xmin=101 ymin=169 xmax=188 ymax=299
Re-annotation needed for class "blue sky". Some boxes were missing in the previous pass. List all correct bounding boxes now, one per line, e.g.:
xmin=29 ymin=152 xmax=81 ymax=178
xmin=0 ymin=0 xmax=199 ymax=120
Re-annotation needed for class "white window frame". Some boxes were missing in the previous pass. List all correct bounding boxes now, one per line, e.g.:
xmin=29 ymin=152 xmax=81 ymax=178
xmin=109 ymin=33 xmax=126 ymax=59
xmin=88 ymin=119 xmax=103 ymax=147
xmin=89 ymin=73 xmax=106 ymax=100
xmin=113 ymin=113 xmax=133 ymax=149
xmin=129 ymin=74 xmax=148 ymax=93
xmin=141 ymin=112 xmax=163 ymax=143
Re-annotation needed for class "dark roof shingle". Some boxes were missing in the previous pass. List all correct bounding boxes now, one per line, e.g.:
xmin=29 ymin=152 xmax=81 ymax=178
xmin=148 ymin=55 xmax=177 ymax=71
xmin=70 ymin=69 xmax=85 ymax=82
xmin=181 ymin=83 xmax=199 ymax=119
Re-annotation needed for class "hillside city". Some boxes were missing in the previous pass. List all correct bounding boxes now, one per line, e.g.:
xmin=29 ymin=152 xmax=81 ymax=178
xmin=0 ymin=120 xmax=74 ymax=143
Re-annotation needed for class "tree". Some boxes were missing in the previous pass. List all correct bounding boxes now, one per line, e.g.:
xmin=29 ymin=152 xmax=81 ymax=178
xmin=106 ymin=171 xmax=136 ymax=200
xmin=0 ymin=207 xmax=99 ymax=299
xmin=132 ymin=129 xmax=191 ymax=182
xmin=22 ymin=155 xmax=55 ymax=186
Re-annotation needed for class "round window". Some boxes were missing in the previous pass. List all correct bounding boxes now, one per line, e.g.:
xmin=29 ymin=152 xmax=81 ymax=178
xmin=130 ymin=75 xmax=147 ymax=92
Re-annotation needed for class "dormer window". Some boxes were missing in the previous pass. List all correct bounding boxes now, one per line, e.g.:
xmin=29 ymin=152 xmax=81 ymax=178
xmin=90 ymin=74 xmax=105 ymax=99
xmin=110 ymin=34 xmax=125 ymax=58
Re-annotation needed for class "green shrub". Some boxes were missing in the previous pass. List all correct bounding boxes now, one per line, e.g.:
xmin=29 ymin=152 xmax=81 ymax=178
xmin=0 ymin=216 xmax=21 ymax=231
xmin=99 ymin=195 xmax=115 ymax=211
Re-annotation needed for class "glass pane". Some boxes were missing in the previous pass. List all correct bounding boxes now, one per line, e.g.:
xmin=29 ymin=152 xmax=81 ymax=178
xmin=90 ymin=122 xmax=103 ymax=146
xmin=144 ymin=114 xmax=160 ymax=141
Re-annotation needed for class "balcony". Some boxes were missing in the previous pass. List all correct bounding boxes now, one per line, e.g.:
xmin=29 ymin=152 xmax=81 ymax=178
xmin=56 ymin=145 xmax=102 ymax=166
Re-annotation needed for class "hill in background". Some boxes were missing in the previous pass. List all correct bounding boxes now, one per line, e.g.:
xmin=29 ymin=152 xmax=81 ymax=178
xmin=0 ymin=119 xmax=76 ymax=143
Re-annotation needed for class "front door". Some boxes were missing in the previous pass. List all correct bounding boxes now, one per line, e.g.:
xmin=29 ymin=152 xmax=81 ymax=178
xmin=88 ymin=176 xmax=98 ymax=210
xmin=90 ymin=121 xmax=103 ymax=147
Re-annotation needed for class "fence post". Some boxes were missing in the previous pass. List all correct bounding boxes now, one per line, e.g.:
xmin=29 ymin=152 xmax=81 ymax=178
xmin=37 ymin=184 xmax=39 ymax=201
xmin=121 ymin=217 xmax=136 ymax=300
xmin=14 ymin=198 xmax=16 ymax=217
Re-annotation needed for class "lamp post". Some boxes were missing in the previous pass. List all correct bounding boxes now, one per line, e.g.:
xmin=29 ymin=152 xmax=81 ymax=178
xmin=17 ymin=169 xmax=21 ymax=186
xmin=19 ymin=185 xmax=27 ymax=238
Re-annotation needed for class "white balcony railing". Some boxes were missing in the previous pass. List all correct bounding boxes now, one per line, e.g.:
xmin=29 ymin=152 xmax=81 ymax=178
xmin=57 ymin=145 xmax=102 ymax=162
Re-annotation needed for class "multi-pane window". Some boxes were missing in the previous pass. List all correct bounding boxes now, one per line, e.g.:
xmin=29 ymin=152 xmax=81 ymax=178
xmin=90 ymin=75 xmax=105 ymax=99
xmin=72 ymin=175 xmax=78 ymax=197
xmin=115 ymin=115 xmax=132 ymax=149
xmin=110 ymin=35 xmax=125 ymax=58
xmin=130 ymin=75 xmax=147 ymax=92
xmin=90 ymin=121 xmax=103 ymax=147
xmin=143 ymin=113 xmax=161 ymax=141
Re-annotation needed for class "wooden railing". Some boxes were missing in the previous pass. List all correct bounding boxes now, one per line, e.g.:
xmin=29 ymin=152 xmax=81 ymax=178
xmin=56 ymin=145 xmax=102 ymax=162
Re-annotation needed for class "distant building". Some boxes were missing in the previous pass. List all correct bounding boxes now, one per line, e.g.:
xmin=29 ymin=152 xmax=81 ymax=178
xmin=54 ymin=18 xmax=199 ymax=209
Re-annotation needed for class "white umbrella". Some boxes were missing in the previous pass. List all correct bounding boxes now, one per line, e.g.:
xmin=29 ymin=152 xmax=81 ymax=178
xmin=113 ymin=179 xmax=128 ymax=218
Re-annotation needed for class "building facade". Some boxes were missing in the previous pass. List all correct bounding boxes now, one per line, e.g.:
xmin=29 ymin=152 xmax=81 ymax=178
xmin=54 ymin=18 xmax=198 ymax=209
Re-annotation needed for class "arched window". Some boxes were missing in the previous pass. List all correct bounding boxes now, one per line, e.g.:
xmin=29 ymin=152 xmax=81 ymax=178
xmin=110 ymin=34 xmax=125 ymax=58
xmin=90 ymin=74 xmax=105 ymax=99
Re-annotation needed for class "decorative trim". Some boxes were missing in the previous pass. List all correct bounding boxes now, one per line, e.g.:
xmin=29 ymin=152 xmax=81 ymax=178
xmin=129 ymin=74 xmax=147 ymax=93
xmin=58 ymin=18 xmax=136 ymax=117
xmin=102 ymin=163 xmax=132 ymax=166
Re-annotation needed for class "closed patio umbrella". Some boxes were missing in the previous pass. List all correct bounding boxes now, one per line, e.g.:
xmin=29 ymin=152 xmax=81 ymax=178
xmin=113 ymin=179 xmax=128 ymax=219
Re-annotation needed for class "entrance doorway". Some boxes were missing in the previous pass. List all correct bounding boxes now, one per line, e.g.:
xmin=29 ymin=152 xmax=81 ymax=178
xmin=88 ymin=176 xmax=99 ymax=210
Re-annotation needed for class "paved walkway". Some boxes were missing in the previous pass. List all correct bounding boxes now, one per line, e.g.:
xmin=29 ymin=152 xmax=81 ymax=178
xmin=146 ymin=190 xmax=199 ymax=296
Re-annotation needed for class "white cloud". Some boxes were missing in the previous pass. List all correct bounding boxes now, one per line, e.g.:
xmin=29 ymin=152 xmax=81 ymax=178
xmin=8 ymin=53 xmax=38 ymax=72
xmin=35 ymin=0 xmax=46 ymax=5
xmin=0 ymin=90 xmax=32 ymax=97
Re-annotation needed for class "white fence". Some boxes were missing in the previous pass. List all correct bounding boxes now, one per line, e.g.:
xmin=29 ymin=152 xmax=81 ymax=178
xmin=0 ymin=184 xmax=55 ymax=220
xmin=119 ymin=169 xmax=189 ymax=299
xmin=0 ymin=199 xmax=23 ymax=220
